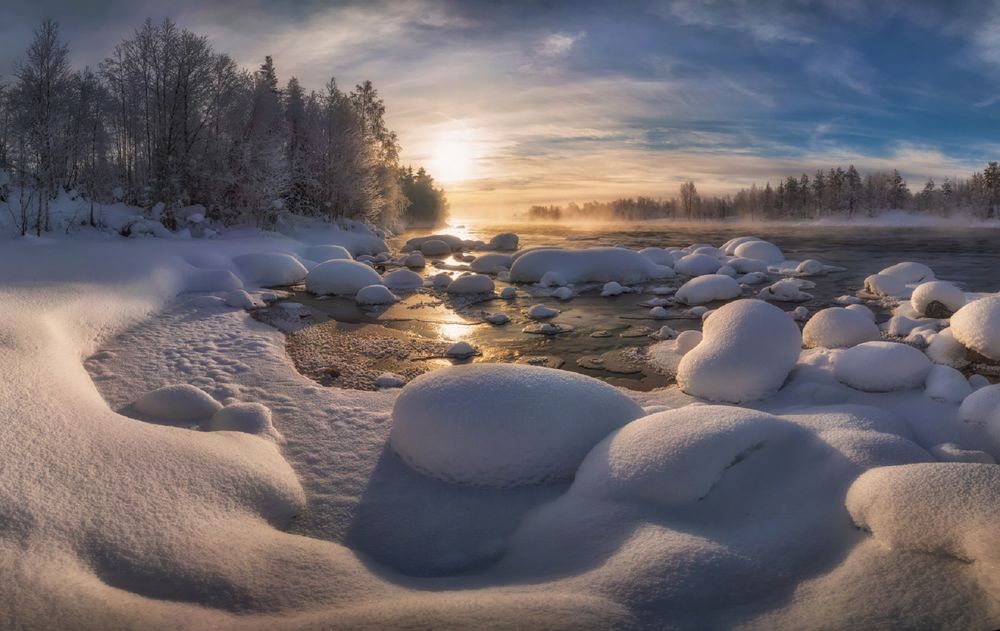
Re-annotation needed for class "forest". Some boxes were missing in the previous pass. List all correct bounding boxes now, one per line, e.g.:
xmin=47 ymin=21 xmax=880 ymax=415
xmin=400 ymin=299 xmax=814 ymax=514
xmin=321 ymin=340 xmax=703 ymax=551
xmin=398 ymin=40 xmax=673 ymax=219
xmin=0 ymin=19 xmax=448 ymax=236
xmin=528 ymin=163 xmax=1000 ymax=222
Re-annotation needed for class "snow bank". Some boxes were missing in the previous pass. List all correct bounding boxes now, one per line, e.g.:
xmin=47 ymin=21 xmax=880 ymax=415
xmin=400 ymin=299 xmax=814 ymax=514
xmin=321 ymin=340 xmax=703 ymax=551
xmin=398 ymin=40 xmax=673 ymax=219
xmin=382 ymin=268 xmax=424 ymax=291
xmin=509 ymin=247 xmax=674 ymax=284
xmin=834 ymin=341 xmax=932 ymax=392
xmin=133 ymin=384 xmax=222 ymax=422
xmin=910 ymin=281 xmax=965 ymax=318
xmin=675 ymin=274 xmax=742 ymax=305
xmin=389 ymin=364 xmax=643 ymax=487
xmin=802 ymin=307 xmax=881 ymax=349
xmin=305 ymin=259 xmax=384 ymax=295
xmin=674 ymin=253 xmax=721 ymax=276
xmin=233 ymin=252 xmax=308 ymax=287
xmin=950 ymin=297 xmax=1000 ymax=361
xmin=446 ymin=274 xmax=495 ymax=295
xmin=304 ymin=244 xmax=353 ymax=262
xmin=676 ymin=299 xmax=801 ymax=403
xmin=733 ymin=239 xmax=784 ymax=263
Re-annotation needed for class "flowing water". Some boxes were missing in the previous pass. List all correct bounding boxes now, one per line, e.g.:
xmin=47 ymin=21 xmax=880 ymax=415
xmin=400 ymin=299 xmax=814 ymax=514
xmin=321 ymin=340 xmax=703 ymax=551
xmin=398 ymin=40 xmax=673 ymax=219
xmin=272 ymin=221 xmax=1000 ymax=391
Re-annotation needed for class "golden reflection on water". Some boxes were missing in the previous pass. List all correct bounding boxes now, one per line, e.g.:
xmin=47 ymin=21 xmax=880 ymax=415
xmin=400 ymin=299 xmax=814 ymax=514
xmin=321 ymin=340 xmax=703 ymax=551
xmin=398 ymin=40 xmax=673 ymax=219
xmin=436 ymin=322 xmax=474 ymax=341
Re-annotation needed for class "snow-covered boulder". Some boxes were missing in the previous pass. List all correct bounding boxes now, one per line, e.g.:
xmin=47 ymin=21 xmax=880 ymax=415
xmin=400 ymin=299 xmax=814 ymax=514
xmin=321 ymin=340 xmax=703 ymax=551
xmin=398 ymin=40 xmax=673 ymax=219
xmin=675 ymin=275 xmax=742 ymax=305
xmin=305 ymin=260 xmax=384 ymax=296
xmin=674 ymin=253 xmax=721 ymax=276
xmin=500 ymin=286 xmax=517 ymax=299
xmin=552 ymin=287 xmax=573 ymax=300
xmin=509 ymin=247 xmax=674 ymax=284
xmin=225 ymin=290 xmax=262 ymax=309
xmin=470 ymin=253 xmax=513 ymax=273
xmin=233 ymin=253 xmax=308 ymax=287
xmin=845 ymin=303 xmax=875 ymax=320
xmin=304 ymin=244 xmax=353 ymax=262
xmin=721 ymin=235 xmax=761 ymax=255
xmin=420 ymin=239 xmax=452 ymax=256
xmin=950 ymin=297 xmax=1000 ymax=361
xmin=834 ymin=341 xmax=932 ymax=392
xmin=600 ymin=281 xmax=627 ymax=297
xmin=375 ymin=373 xmax=406 ymax=388
xmin=733 ymin=239 xmax=784 ymax=264
xmin=382 ymin=268 xmax=424 ymax=291
xmin=675 ymin=329 xmax=702 ymax=355
xmin=958 ymin=384 xmax=1000 ymax=424
xmin=677 ymin=299 xmax=801 ymax=403
xmin=924 ymin=365 xmax=973 ymax=403
xmin=879 ymin=261 xmax=935 ymax=284
xmin=356 ymin=284 xmax=399 ymax=305
xmin=795 ymin=259 xmax=824 ymax=276
xmin=864 ymin=273 xmax=907 ymax=298
xmin=489 ymin=232 xmax=519 ymax=251
xmin=389 ymin=364 xmax=644 ymax=487
xmin=206 ymin=402 xmax=279 ymax=439
xmin=133 ymin=384 xmax=222 ymax=423
xmin=402 ymin=251 xmax=426 ymax=268
xmin=926 ymin=329 xmax=971 ymax=369
xmin=910 ymin=281 xmax=965 ymax=318
xmin=802 ymin=307 xmax=881 ymax=349
xmin=528 ymin=304 xmax=558 ymax=319
xmin=446 ymin=341 xmax=477 ymax=359
xmin=649 ymin=306 xmax=670 ymax=319
xmin=403 ymin=234 xmax=464 ymax=252
xmin=638 ymin=247 xmax=676 ymax=266
xmin=727 ymin=257 xmax=768 ymax=274
xmin=447 ymin=274 xmax=495 ymax=295
xmin=757 ymin=278 xmax=812 ymax=302
xmin=539 ymin=271 xmax=568 ymax=287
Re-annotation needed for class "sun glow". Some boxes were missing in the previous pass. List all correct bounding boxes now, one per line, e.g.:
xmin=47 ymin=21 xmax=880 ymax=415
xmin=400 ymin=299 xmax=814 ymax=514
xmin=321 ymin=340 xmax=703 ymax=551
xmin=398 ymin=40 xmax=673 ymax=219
xmin=428 ymin=124 xmax=479 ymax=184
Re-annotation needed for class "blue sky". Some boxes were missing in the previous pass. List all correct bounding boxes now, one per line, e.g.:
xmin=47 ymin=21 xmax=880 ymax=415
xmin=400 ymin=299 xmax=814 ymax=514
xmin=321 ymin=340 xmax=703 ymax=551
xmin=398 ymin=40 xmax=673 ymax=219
xmin=2 ymin=0 xmax=999 ymax=214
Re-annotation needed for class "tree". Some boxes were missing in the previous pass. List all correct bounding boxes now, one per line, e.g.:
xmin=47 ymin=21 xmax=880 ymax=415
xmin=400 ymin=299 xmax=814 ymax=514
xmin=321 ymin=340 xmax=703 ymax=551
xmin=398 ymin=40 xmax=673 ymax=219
xmin=984 ymin=161 xmax=1000 ymax=219
xmin=679 ymin=181 xmax=699 ymax=219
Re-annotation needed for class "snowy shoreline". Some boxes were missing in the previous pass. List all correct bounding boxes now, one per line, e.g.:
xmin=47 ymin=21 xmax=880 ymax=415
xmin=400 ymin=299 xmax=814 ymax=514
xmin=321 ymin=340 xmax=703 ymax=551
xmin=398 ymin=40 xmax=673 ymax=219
xmin=3 ymin=224 xmax=1000 ymax=629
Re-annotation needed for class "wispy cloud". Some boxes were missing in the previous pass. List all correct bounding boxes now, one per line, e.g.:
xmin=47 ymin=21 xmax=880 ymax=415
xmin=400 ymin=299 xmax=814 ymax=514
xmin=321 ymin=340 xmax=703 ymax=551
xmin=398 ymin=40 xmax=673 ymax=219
xmin=537 ymin=31 xmax=586 ymax=57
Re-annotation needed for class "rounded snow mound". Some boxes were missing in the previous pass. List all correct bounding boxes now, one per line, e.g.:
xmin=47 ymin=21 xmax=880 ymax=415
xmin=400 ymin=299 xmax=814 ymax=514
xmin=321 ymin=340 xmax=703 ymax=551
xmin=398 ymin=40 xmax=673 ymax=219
xmin=638 ymin=247 xmax=676 ymax=266
xmin=733 ymin=239 xmax=784 ymax=263
xmin=489 ymin=232 xmax=519 ymax=251
xmin=509 ymin=247 xmax=674 ymax=284
xmin=834 ymin=341 xmax=932 ymax=392
xmin=403 ymin=234 xmax=464 ymax=252
xmin=420 ymin=239 xmax=452 ymax=256
xmin=795 ymin=259 xmax=824 ymax=276
xmin=447 ymin=274 xmax=495 ymax=294
xmin=304 ymin=244 xmax=353 ymax=262
xmin=470 ymin=253 xmax=513 ymax=274
xmin=389 ymin=364 xmax=644 ymax=487
xmin=721 ymin=235 xmax=761 ymax=255
xmin=950 ymin=297 xmax=1000 ymax=361
xmin=675 ymin=274 xmax=742 ymax=305
xmin=305 ymin=259 xmax=384 ymax=296
xmin=958 ymin=384 xmax=1000 ymax=424
xmin=727 ymin=257 xmax=767 ymax=274
xmin=864 ymin=273 xmax=907 ymax=298
xmin=382 ymin=268 xmax=424 ymax=291
xmin=677 ymin=299 xmax=802 ymax=403
xmin=574 ymin=405 xmax=803 ymax=505
xmin=133 ymin=384 xmax=222 ymax=422
xmin=403 ymin=251 xmax=426 ymax=268
xmin=674 ymin=253 xmax=721 ymax=277
xmin=233 ymin=252 xmax=308 ymax=287
xmin=757 ymin=278 xmax=812 ymax=302
xmin=924 ymin=364 xmax=972 ymax=403
xmin=206 ymin=402 xmax=280 ymax=439
xmin=802 ymin=307 xmax=881 ymax=349
xmin=356 ymin=284 xmax=399 ymax=305
xmin=910 ymin=280 xmax=965 ymax=318
xmin=879 ymin=261 xmax=935 ymax=284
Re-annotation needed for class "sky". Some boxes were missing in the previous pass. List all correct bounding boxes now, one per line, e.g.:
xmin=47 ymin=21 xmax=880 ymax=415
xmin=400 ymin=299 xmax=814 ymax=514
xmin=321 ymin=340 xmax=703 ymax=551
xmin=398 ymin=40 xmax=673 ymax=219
xmin=2 ymin=0 xmax=1000 ymax=216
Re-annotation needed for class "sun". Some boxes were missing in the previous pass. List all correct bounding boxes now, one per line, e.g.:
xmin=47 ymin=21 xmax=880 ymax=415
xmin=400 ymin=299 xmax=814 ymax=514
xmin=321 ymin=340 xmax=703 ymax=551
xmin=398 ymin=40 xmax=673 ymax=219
xmin=429 ymin=137 xmax=473 ymax=183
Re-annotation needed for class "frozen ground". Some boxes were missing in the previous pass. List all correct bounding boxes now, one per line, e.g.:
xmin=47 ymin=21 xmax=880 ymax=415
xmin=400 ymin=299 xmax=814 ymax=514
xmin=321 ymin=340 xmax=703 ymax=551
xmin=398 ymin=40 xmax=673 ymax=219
xmin=4 ymin=220 xmax=1000 ymax=629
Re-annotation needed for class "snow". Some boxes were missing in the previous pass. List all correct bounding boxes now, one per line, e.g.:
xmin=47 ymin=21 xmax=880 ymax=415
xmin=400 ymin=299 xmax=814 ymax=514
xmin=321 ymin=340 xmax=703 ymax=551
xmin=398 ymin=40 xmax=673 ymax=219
xmin=675 ymin=274 xmax=742 ymax=305
xmin=355 ymin=285 xmax=399 ymax=305
xmin=500 ymin=286 xmax=517 ymax=299
xmin=445 ymin=341 xmax=477 ymax=358
xmin=233 ymin=252 xmax=308 ymax=287
xmin=795 ymin=259 xmax=824 ymax=276
xmin=930 ymin=443 xmax=995 ymax=464
xmin=403 ymin=234 xmax=464 ymax=252
xmin=924 ymin=365 xmax=973 ymax=403
xmin=910 ymin=280 xmax=965 ymax=317
xmin=375 ymin=372 xmax=407 ymax=388
xmin=470 ymin=253 xmax=513 ymax=273
xmin=638 ymin=247 xmax=676 ymax=266
xmin=926 ymin=329 xmax=971 ymax=368
xmin=225 ymin=289 xmax=262 ymax=309
xmin=388 ymin=364 xmax=643 ymax=487
xmin=733 ymin=239 xmax=784 ymax=263
xmin=488 ymin=232 xmax=519 ymax=251
xmin=721 ymin=235 xmax=761 ymax=255
xmin=864 ymin=273 xmax=907 ymax=298
xmin=446 ymin=274 xmax=495 ymax=295
xmin=727 ymin=257 xmax=768 ymax=274
xmin=879 ymin=261 xmax=935 ymax=284
xmin=834 ymin=341 xmax=932 ymax=392
xmin=600 ymin=281 xmax=627 ymax=297
xmin=675 ymin=329 xmax=703 ymax=355
xmin=950 ymin=296 xmax=1000 ymax=361
xmin=757 ymin=278 xmax=813 ymax=302
xmin=649 ymin=306 xmax=670 ymax=319
xmin=382 ymin=268 xmax=424 ymax=291
xmin=485 ymin=313 xmax=510 ymax=325
xmin=676 ymin=299 xmax=801 ymax=403
xmin=133 ymin=383 xmax=222 ymax=422
xmin=528 ymin=304 xmax=559 ymax=319
xmin=791 ymin=306 xmax=809 ymax=321
xmin=845 ymin=303 xmax=875 ymax=320
xmin=305 ymin=259 xmax=384 ymax=296
xmin=539 ymin=271 xmax=568 ymax=287
xmin=402 ymin=251 xmax=426 ymax=268
xmin=552 ymin=286 xmax=574 ymax=300
xmin=206 ymin=402 xmax=281 ymax=440
xmin=420 ymin=239 xmax=452 ymax=256
xmin=958 ymin=384 xmax=1000 ymax=424
xmin=304 ymin=244 xmax=353 ymax=262
xmin=510 ymin=247 xmax=674 ymax=284
xmin=802 ymin=307 xmax=881 ymax=349
xmin=673 ymin=252 xmax=721 ymax=276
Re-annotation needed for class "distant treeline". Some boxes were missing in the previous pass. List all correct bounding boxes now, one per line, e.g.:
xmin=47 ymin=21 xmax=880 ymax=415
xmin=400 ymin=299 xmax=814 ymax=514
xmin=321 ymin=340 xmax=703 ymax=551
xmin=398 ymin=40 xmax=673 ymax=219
xmin=0 ymin=19 xmax=448 ymax=236
xmin=527 ymin=163 xmax=1000 ymax=222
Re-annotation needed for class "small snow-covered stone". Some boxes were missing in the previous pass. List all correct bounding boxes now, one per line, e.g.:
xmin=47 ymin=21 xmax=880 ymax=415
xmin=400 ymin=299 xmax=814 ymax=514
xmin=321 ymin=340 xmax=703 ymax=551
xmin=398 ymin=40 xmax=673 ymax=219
xmin=305 ymin=259 xmax=384 ymax=296
xmin=485 ymin=313 xmax=510 ymax=325
xmin=375 ymin=373 xmax=407 ymax=388
xmin=969 ymin=374 xmax=990 ymax=390
xmin=791 ymin=306 xmax=809 ymax=321
xmin=430 ymin=272 xmax=453 ymax=287
xmin=674 ymin=253 xmax=721 ymax=276
xmin=757 ymin=278 xmax=812 ymax=302
xmin=733 ymin=240 xmax=784 ymax=263
xmin=403 ymin=251 xmax=426 ymax=268
xmin=134 ymin=384 xmax=222 ymax=422
xmin=835 ymin=341 xmax=932 ymax=392
xmin=924 ymin=364 xmax=973 ymax=402
xmin=728 ymin=257 xmax=768 ymax=274
xmin=539 ymin=271 xmax=568 ymax=287
xmin=864 ymin=273 xmax=907 ymax=298
xmin=675 ymin=330 xmax=703 ymax=355
xmin=601 ymin=281 xmax=627 ymax=297
xmin=446 ymin=341 xmax=477 ymax=359
xmin=470 ymin=253 xmax=513 ymax=274
xmin=420 ymin=239 xmax=451 ymax=256
xmin=356 ymin=284 xmax=399 ymax=305
xmin=649 ymin=306 xmax=670 ymax=319
xmin=795 ymin=259 xmax=824 ymax=276
xmin=950 ymin=297 xmax=1000 ymax=361
xmin=675 ymin=274 xmax=742 ymax=305
xmin=655 ymin=325 xmax=677 ymax=340
xmin=911 ymin=281 xmax=965 ymax=318
xmin=233 ymin=252 xmax=308 ymax=287
xmin=528 ymin=304 xmax=559 ymax=319
xmin=225 ymin=289 xmax=261 ymax=309
xmin=926 ymin=329 xmax=970 ymax=369
xmin=206 ymin=402 xmax=279 ymax=438
xmin=382 ymin=268 xmax=424 ymax=291
xmin=500 ymin=286 xmax=517 ymax=299
xmin=488 ymin=232 xmax=519 ymax=251
xmin=447 ymin=274 xmax=495 ymax=295
xmin=879 ymin=261 xmax=935 ymax=284
xmin=958 ymin=384 xmax=1000 ymax=424
xmin=802 ymin=307 xmax=880 ymax=349
xmin=552 ymin=287 xmax=574 ymax=301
